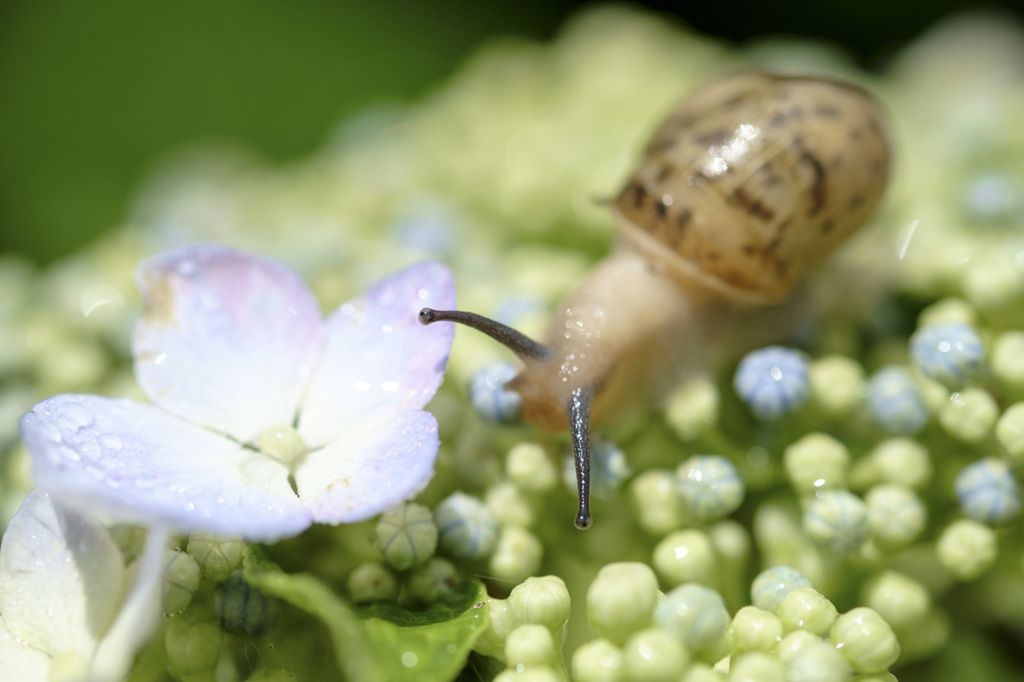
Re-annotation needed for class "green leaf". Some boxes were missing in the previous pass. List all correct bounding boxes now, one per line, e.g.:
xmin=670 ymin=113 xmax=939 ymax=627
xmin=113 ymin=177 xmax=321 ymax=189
xmin=244 ymin=562 xmax=489 ymax=682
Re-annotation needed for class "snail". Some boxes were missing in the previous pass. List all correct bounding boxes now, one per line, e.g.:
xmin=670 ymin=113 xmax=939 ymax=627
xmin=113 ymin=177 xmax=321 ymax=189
xmin=420 ymin=72 xmax=891 ymax=530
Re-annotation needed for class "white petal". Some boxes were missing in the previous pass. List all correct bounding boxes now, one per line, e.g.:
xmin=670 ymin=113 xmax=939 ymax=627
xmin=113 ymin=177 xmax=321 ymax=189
xmin=0 ymin=617 xmax=50 ymax=682
xmin=298 ymin=262 xmax=454 ymax=446
xmin=21 ymin=394 xmax=312 ymax=541
xmin=133 ymin=244 xmax=325 ymax=443
xmin=0 ymin=490 xmax=122 ymax=660
xmin=295 ymin=409 xmax=439 ymax=524
xmin=90 ymin=526 xmax=169 ymax=681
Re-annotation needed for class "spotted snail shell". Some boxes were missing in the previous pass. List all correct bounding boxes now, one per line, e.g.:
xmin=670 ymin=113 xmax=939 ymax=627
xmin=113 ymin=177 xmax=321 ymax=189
xmin=614 ymin=72 xmax=890 ymax=302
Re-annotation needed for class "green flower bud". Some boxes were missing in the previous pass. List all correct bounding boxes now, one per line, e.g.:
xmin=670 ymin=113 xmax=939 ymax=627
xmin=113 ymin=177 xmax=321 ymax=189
xmin=494 ymin=667 xmax=562 ymax=682
xmin=572 ymin=639 xmax=624 ymax=682
xmin=829 ymin=607 xmax=900 ymax=674
xmin=506 ymin=443 xmax=558 ymax=494
xmin=938 ymin=387 xmax=998 ymax=444
xmin=861 ymin=571 xmax=930 ymax=631
xmin=163 ymin=549 xmax=202 ymax=616
xmin=781 ymin=637 xmax=852 ymax=682
xmin=490 ymin=526 xmax=543 ymax=583
xmin=215 ymin=572 xmax=278 ymax=635
xmin=588 ymin=563 xmax=660 ymax=644
xmin=631 ymin=469 xmax=685 ymax=535
xmin=727 ymin=606 xmax=783 ymax=654
xmin=622 ymin=627 xmax=689 ymax=682
xmin=783 ymin=432 xmax=850 ymax=495
xmin=435 ymin=492 xmax=499 ymax=559
xmin=776 ymin=588 xmax=838 ymax=636
xmin=992 ymin=331 xmax=1024 ymax=388
xmin=486 ymin=482 xmax=537 ymax=528
xmin=729 ymin=651 xmax=785 ymax=681
xmin=665 ymin=377 xmax=720 ymax=440
xmin=681 ymin=662 xmax=725 ymax=682
xmin=509 ymin=575 xmax=571 ymax=637
xmin=936 ymin=519 xmax=997 ymax=580
xmin=917 ymin=297 xmax=975 ymax=328
xmin=750 ymin=566 xmax=811 ymax=613
xmin=505 ymin=623 xmax=558 ymax=669
xmin=165 ymin=619 xmax=223 ymax=678
xmin=347 ymin=562 xmax=398 ymax=603
xmin=865 ymin=485 xmax=927 ymax=550
xmin=187 ymin=531 xmax=247 ymax=583
xmin=996 ymin=402 xmax=1024 ymax=464
xmin=850 ymin=438 xmax=932 ymax=491
xmin=773 ymin=629 xmax=824 ymax=661
xmin=808 ymin=355 xmax=864 ymax=417
xmin=652 ymin=529 xmax=717 ymax=588
xmin=373 ymin=503 xmax=438 ymax=571
xmin=962 ymin=259 xmax=1023 ymax=308
xmin=474 ymin=598 xmax=513 ymax=660
xmin=892 ymin=607 xmax=950 ymax=662
xmin=406 ymin=557 xmax=460 ymax=603
xmin=803 ymin=490 xmax=869 ymax=554
xmin=654 ymin=584 xmax=730 ymax=653
xmin=675 ymin=455 xmax=744 ymax=522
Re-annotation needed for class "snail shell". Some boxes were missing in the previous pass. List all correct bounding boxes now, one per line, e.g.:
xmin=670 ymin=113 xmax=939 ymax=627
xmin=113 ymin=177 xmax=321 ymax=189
xmin=420 ymin=71 xmax=892 ymax=529
xmin=615 ymin=72 xmax=890 ymax=302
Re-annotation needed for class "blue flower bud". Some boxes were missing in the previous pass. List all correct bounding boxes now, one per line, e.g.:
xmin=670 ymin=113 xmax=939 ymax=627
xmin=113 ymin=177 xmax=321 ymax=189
xmin=955 ymin=457 xmax=1022 ymax=524
xmin=734 ymin=347 xmax=809 ymax=420
xmin=910 ymin=323 xmax=984 ymax=387
xmin=867 ymin=366 xmax=927 ymax=434
xmin=675 ymin=455 xmax=744 ymax=522
xmin=751 ymin=566 xmax=812 ymax=612
xmin=469 ymin=363 xmax=522 ymax=424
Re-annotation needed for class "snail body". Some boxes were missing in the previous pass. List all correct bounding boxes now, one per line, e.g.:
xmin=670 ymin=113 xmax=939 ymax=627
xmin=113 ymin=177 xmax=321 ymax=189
xmin=421 ymin=72 xmax=891 ymax=529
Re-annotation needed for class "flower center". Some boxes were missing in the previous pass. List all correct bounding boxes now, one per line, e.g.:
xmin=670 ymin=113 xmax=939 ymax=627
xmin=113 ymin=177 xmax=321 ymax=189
xmin=258 ymin=424 xmax=308 ymax=468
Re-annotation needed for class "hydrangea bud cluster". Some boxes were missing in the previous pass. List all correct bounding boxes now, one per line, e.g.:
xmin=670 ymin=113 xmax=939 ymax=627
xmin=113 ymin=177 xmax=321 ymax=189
xmin=6 ymin=5 xmax=1024 ymax=681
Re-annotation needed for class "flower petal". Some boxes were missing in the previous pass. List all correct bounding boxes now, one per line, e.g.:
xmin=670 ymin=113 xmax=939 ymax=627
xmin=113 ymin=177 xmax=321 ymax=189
xmin=0 ymin=618 xmax=50 ymax=682
xmin=298 ymin=262 xmax=454 ymax=445
xmin=294 ymin=409 xmax=439 ymax=524
xmin=21 ymin=394 xmax=312 ymax=541
xmin=0 ymin=490 xmax=122 ymax=660
xmin=90 ymin=526 xmax=169 ymax=681
xmin=133 ymin=244 xmax=324 ymax=442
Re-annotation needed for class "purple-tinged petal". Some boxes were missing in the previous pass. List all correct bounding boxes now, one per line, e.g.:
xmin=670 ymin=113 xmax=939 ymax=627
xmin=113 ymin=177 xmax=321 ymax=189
xmin=21 ymin=394 xmax=311 ymax=542
xmin=294 ymin=409 xmax=439 ymax=524
xmin=0 ymin=490 xmax=121 ymax=660
xmin=133 ymin=244 xmax=325 ymax=443
xmin=298 ymin=262 xmax=454 ymax=446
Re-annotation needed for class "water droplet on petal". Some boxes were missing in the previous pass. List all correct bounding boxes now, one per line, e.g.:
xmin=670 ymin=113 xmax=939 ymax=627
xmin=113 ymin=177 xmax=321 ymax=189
xmin=99 ymin=433 xmax=123 ymax=451
xmin=55 ymin=401 xmax=94 ymax=431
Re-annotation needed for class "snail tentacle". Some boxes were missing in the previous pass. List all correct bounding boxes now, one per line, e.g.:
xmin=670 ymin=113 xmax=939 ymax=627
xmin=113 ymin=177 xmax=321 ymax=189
xmin=419 ymin=308 xmax=551 ymax=361
xmin=568 ymin=385 xmax=594 ymax=530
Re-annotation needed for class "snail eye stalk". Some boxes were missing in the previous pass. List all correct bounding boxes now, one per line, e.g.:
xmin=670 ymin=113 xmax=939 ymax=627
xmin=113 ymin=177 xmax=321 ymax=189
xmin=419 ymin=308 xmax=551 ymax=361
xmin=568 ymin=386 xmax=594 ymax=530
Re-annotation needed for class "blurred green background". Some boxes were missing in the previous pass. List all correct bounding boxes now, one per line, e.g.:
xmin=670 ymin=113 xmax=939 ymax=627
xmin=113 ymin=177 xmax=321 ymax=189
xmin=0 ymin=0 xmax=1019 ymax=265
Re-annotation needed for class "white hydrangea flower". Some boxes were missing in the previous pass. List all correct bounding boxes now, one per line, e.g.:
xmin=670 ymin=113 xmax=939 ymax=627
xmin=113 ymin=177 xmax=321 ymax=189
xmin=0 ymin=490 xmax=168 ymax=682
xmin=20 ymin=244 xmax=455 ymax=541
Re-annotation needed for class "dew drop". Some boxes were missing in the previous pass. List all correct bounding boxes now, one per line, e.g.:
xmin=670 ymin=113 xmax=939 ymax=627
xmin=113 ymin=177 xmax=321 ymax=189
xmin=99 ymin=433 xmax=123 ymax=451
xmin=77 ymin=437 xmax=102 ymax=461
xmin=56 ymin=402 xmax=94 ymax=431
